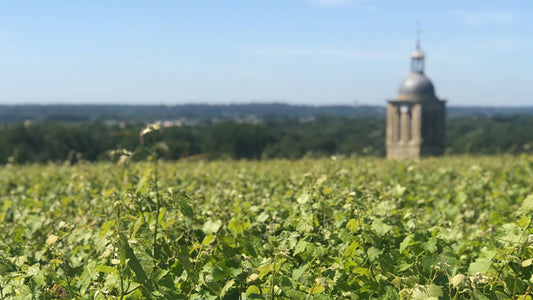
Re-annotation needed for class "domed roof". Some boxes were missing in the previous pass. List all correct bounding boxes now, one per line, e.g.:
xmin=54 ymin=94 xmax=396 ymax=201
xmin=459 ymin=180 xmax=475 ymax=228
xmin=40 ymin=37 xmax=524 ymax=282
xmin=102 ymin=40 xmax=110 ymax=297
xmin=397 ymin=72 xmax=437 ymax=101
xmin=411 ymin=48 xmax=425 ymax=59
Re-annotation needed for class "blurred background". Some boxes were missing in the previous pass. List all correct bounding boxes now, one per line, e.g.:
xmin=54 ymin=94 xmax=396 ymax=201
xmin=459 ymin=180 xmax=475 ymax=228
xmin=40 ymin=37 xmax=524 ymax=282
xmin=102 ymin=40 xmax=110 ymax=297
xmin=0 ymin=0 xmax=531 ymax=163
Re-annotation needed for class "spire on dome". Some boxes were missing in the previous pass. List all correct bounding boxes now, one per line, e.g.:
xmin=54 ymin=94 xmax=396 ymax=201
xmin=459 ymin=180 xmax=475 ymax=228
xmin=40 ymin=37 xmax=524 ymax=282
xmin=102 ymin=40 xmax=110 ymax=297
xmin=416 ymin=22 xmax=421 ymax=50
xmin=410 ymin=23 xmax=425 ymax=73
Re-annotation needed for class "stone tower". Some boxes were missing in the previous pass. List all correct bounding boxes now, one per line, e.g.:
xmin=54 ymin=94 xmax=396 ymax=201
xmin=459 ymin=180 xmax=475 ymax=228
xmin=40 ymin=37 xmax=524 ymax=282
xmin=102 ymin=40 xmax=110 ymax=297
xmin=386 ymin=42 xmax=446 ymax=159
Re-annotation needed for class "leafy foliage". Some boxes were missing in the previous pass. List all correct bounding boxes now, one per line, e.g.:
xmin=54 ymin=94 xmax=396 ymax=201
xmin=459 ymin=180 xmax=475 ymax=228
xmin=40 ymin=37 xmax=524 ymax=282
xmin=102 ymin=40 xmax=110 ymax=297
xmin=1 ymin=155 xmax=533 ymax=299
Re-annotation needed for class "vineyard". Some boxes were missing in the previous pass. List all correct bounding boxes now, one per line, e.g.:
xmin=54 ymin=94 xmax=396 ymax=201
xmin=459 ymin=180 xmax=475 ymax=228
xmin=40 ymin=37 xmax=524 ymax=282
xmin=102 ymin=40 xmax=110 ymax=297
xmin=1 ymin=156 xmax=533 ymax=299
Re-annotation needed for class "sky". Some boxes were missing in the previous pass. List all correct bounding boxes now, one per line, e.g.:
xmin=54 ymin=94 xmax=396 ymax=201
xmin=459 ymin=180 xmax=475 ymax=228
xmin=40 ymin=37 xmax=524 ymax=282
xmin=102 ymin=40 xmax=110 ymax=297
xmin=0 ymin=0 xmax=531 ymax=106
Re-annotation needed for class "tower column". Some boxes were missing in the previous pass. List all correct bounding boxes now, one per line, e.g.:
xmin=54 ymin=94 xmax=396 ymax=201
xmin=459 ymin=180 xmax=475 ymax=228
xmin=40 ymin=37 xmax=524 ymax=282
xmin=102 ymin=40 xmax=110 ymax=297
xmin=412 ymin=104 xmax=422 ymax=145
xmin=394 ymin=105 xmax=402 ymax=144
xmin=400 ymin=107 xmax=410 ymax=144
xmin=386 ymin=104 xmax=394 ymax=144
xmin=391 ymin=105 xmax=399 ymax=142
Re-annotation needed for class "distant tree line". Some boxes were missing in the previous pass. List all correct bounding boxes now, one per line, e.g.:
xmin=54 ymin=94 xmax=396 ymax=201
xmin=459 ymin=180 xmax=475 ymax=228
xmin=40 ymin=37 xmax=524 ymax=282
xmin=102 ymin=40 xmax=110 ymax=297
xmin=0 ymin=115 xmax=532 ymax=164
xmin=2 ymin=104 xmax=533 ymax=124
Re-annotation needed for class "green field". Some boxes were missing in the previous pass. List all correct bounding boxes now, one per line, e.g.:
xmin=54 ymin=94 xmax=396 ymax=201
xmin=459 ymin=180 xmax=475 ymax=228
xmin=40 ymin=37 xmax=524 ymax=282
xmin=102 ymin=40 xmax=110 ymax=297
xmin=1 ymin=156 xmax=533 ymax=299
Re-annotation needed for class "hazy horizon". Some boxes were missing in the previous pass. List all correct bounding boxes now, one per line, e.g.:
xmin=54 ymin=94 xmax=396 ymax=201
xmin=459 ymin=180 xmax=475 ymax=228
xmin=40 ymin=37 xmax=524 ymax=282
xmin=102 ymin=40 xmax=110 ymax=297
xmin=0 ymin=0 xmax=531 ymax=106
xmin=3 ymin=102 xmax=533 ymax=108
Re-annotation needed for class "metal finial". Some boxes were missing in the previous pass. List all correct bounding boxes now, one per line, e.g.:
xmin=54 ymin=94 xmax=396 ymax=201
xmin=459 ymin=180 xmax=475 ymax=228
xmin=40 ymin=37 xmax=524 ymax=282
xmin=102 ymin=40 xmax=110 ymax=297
xmin=416 ymin=21 xmax=421 ymax=50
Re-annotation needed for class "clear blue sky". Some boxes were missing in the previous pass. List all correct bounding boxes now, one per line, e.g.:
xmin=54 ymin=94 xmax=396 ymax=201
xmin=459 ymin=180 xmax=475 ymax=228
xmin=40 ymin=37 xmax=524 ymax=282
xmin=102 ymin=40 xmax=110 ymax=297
xmin=0 ymin=0 xmax=531 ymax=106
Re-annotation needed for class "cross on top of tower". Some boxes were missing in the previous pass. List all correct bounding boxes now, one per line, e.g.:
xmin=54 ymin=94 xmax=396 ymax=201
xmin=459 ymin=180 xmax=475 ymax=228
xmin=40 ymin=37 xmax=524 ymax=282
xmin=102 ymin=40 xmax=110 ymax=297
xmin=410 ymin=22 xmax=425 ymax=67
xmin=416 ymin=22 xmax=421 ymax=50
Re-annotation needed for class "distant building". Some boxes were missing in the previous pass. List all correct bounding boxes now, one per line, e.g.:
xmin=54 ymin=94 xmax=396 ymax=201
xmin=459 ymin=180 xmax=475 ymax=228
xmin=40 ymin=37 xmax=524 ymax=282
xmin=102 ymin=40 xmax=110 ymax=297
xmin=386 ymin=42 xmax=446 ymax=159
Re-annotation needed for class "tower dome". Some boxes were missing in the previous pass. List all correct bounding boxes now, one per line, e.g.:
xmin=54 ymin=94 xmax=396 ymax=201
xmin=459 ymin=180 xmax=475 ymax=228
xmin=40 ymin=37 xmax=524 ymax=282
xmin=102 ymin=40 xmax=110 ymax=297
xmin=396 ymin=43 xmax=438 ymax=101
xmin=397 ymin=72 xmax=436 ymax=101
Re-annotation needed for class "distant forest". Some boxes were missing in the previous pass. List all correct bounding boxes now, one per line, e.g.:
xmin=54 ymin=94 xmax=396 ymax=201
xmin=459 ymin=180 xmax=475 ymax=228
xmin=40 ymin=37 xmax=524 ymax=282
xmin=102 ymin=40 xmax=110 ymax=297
xmin=0 ymin=104 xmax=532 ymax=163
xmin=2 ymin=104 xmax=533 ymax=123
